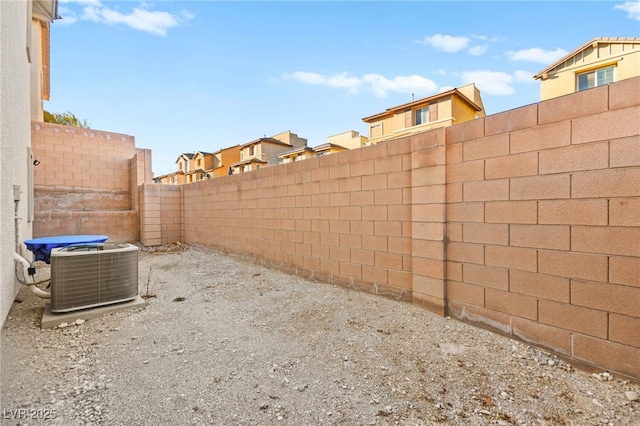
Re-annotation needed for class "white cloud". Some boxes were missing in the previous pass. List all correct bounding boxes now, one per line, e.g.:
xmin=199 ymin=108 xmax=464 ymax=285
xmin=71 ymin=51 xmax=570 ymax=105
xmin=60 ymin=1 xmax=187 ymax=36
xmin=514 ymin=70 xmax=534 ymax=83
xmin=421 ymin=34 xmax=470 ymax=53
xmin=614 ymin=1 xmax=640 ymax=21
xmin=93 ymin=6 xmax=180 ymax=36
xmin=460 ymin=70 xmax=515 ymax=96
xmin=468 ymin=45 xmax=488 ymax=56
xmin=506 ymin=47 xmax=568 ymax=64
xmin=282 ymin=72 xmax=361 ymax=93
xmin=363 ymin=74 xmax=438 ymax=98
xmin=60 ymin=0 xmax=102 ymax=5
xmin=56 ymin=6 xmax=77 ymax=24
xmin=281 ymin=72 xmax=438 ymax=98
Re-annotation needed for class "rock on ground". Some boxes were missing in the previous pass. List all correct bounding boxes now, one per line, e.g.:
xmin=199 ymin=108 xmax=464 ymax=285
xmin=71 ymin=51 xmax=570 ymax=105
xmin=1 ymin=244 xmax=638 ymax=425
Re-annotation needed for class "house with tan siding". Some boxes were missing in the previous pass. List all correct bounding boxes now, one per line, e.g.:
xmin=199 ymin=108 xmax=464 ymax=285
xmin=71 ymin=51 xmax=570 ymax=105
xmin=362 ymin=83 xmax=485 ymax=145
xmin=231 ymin=131 xmax=308 ymax=174
xmin=279 ymin=130 xmax=368 ymax=162
xmin=533 ymin=37 xmax=640 ymax=101
xmin=210 ymin=145 xmax=240 ymax=178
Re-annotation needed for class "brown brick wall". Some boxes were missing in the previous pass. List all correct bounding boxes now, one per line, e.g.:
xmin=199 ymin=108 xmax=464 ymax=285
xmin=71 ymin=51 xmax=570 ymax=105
xmin=32 ymin=122 xmax=150 ymax=242
xmin=143 ymin=77 xmax=640 ymax=379
xmin=444 ymin=76 xmax=640 ymax=379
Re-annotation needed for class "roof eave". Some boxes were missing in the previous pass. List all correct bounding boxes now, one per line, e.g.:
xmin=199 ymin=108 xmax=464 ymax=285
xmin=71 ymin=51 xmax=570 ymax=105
xmin=362 ymin=88 xmax=481 ymax=122
xmin=533 ymin=37 xmax=640 ymax=79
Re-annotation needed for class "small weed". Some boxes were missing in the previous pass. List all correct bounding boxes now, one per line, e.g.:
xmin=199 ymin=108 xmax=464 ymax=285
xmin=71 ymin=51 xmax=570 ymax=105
xmin=142 ymin=265 xmax=157 ymax=299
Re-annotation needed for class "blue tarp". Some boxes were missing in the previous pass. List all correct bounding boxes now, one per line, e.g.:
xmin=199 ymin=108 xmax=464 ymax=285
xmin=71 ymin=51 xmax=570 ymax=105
xmin=24 ymin=235 xmax=108 ymax=263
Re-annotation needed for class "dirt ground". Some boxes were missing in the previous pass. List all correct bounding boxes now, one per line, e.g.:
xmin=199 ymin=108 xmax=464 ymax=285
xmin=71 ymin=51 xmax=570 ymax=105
xmin=1 ymin=244 xmax=638 ymax=425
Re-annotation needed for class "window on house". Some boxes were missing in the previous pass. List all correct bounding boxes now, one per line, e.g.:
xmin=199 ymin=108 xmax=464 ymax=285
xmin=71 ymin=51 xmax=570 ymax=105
xmin=415 ymin=107 xmax=429 ymax=126
xmin=250 ymin=145 xmax=255 ymax=156
xmin=577 ymin=66 xmax=614 ymax=91
xmin=294 ymin=155 xmax=304 ymax=161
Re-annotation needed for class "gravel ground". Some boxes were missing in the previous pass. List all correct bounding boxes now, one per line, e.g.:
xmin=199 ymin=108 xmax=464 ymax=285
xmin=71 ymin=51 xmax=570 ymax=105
xmin=1 ymin=244 xmax=639 ymax=426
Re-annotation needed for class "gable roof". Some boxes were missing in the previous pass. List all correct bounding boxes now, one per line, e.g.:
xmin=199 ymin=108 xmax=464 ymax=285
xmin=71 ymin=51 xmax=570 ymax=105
xmin=175 ymin=153 xmax=195 ymax=163
xmin=231 ymin=157 xmax=268 ymax=167
xmin=362 ymin=87 xmax=482 ymax=122
xmin=193 ymin=151 xmax=212 ymax=159
xmin=533 ymin=37 xmax=640 ymax=80
xmin=278 ymin=146 xmax=315 ymax=157
xmin=312 ymin=143 xmax=348 ymax=152
xmin=239 ymin=137 xmax=292 ymax=149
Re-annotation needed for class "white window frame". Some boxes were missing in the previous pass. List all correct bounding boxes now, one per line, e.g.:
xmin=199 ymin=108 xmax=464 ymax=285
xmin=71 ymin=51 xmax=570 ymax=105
xmin=415 ymin=106 xmax=429 ymax=126
xmin=576 ymin=66 xmax=615 ymax=91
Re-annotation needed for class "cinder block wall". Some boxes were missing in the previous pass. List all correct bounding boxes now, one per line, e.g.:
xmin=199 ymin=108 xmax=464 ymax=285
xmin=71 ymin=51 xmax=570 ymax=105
xmin=140 ymin=77 xmax=639 ymax=379
xmin=31 ymin=122 xmax=145 ymax=242
xmin=445 ymin=77 xmax=640 ymax=379
xmin=182 ymin=140 xmax=419 ymax=300
xmin=138 ymin=183 xmax=182 ymax=246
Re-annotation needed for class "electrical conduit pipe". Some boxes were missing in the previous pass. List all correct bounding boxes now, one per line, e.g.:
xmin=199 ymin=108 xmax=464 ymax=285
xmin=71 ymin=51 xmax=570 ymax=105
xmin=13 ymin=252 xmax=50 ymax=299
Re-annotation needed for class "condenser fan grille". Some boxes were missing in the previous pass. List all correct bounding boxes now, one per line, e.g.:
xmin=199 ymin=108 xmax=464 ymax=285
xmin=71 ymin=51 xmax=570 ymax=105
xmin=50 ymin=243 xmax=138 ymax=312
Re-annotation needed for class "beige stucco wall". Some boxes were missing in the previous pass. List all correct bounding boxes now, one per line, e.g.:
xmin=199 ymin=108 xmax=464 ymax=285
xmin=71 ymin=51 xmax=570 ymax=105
xmin=540 ymin=44 xmax=640 ymax=101
xmin=326 ymin=131 xmax=365 ymax=149
xmin=272 ymin=131 xmax=308 ymax=149
xmin=1 ymin=0 xmax=34 ymax=326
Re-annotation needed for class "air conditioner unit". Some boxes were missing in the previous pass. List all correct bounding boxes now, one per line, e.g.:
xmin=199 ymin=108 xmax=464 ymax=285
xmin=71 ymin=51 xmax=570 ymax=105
xmin=50 ymin=243 xmax=139 ymax=313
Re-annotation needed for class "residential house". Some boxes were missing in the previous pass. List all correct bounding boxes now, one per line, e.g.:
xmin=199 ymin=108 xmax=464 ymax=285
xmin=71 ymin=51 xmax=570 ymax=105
xmin=154 ymin=171 xmax=185 ymax=185
xmin=278 ymin=146 xmax=315 ymax=164
xmin=153 ymin=153 xmax=195 ymax=185
xmin=186 ymin=151 xmax=213 ymax=183
xmin=154 ymin=153 xmax=197 ymax=184
xmin=279 ymin=130 xmax=368 ymax=162
xmin=209 ymin=145 xmax=240 ymax=178
xmin=315 ymin=130 xmax=367 ymax=155
xmin=533 ymin=37 xmax=640 ymax=101
xmin=155 ymin=145 xmax=241 ymax=184
xmin=1 ymin=0 xmax=59 ymax=325
xmin=231 ymin=131 xmax=307 ymax=174
xmin=362 ymin=83 xmax=485 ymax=145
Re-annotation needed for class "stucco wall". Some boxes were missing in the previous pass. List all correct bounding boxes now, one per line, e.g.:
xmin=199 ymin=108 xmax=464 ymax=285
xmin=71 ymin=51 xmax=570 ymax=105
xmin=1 ymin=0 xmax=33 ymax=327
xmin=140 ymin=77 xmax=639 ymax=379
xmin=540 ymin=44 xmax=640 ymax=101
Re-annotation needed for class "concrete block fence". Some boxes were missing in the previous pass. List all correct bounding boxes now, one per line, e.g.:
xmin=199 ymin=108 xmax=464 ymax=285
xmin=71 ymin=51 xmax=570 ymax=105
xmin=34 ymin=77 xmax=640 ymax=379
xmin=32 ymin=122 xmax=152 ymax=242
xmin=140 ymin=78 xmax=640 ymax=379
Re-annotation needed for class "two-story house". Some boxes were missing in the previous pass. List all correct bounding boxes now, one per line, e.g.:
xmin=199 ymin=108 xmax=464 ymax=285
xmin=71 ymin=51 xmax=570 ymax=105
xmin=362 ymin=83 xmax=485 ymax=145
xmin=209 ymin=145 xmax=240 ymax=178
xmin=231 ymin=131 xmax=308 ymax=174
xmin=154 ymin=145 xmax=240 ymax=184
xmin=279 ymin=130 xmax=368 ymax=163
xmin=533 ymin=37 xmax=640 ymax=101
xmin=186 ymin=151 xmax=213 ymax=183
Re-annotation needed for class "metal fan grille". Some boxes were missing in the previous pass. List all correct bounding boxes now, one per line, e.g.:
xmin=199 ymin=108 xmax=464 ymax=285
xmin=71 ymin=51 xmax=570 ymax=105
xmin=50 ymin=244 xmax=138 ymax=312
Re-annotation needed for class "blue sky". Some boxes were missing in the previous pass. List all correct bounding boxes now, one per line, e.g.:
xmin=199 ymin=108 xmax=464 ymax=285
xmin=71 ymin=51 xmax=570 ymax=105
xmin=47 ymin=1 xmax=640 ymax=176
